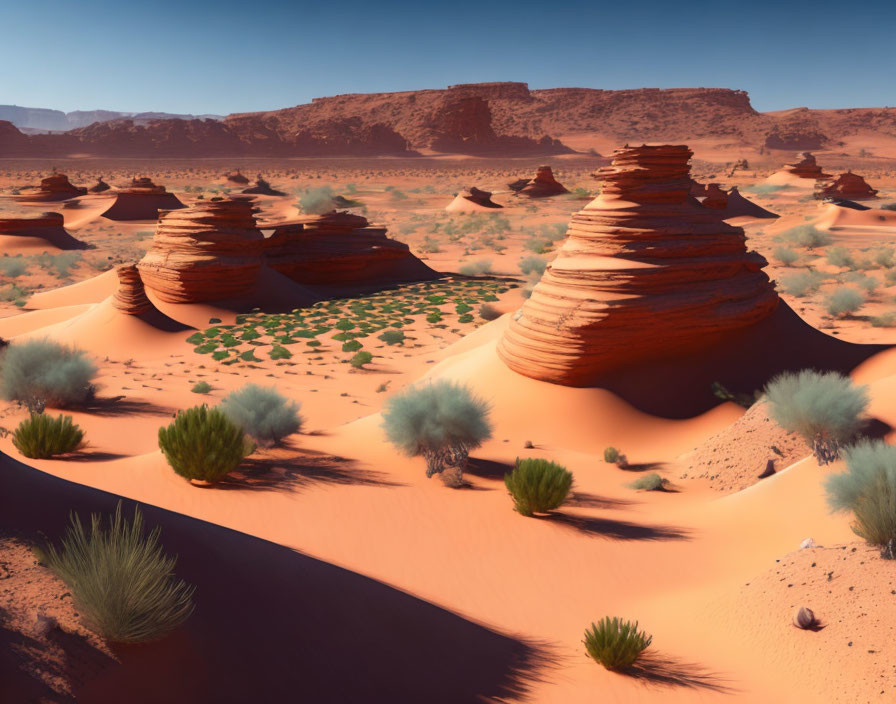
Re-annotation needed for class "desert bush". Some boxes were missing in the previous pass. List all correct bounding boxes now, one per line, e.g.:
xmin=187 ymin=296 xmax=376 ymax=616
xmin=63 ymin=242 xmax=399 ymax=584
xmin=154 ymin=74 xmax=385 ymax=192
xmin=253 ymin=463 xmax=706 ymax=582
xmin=604 ymin=447 xmax=620 ymax=463
xmin=158 ymin=405 xmax=254 ymax=483
xmin=350 ymin=350 xmax=373 ymax=368
xmin=478 ymin=303 xmax=501 ymax=320
xmin=870 ymin=312 xmax=896 ymax=328
xmin=826 ymin=246 xmax=855 ymax=269
xmin=0 ymin=257 xmax=27 ymax=278
xmin=824 ymin=287 xmax=865 ymax=317
xmin=825 ymin=440 xmax=896 ymax=546
xmin=1 ymin=339 xmax=97 ymax=412
xmin=381 ymin=380 xmax=491 ymax=478
xmin=298 ymin=186 xmax=336 ymax=214
xmin=420 ymin=236 xmax=442 ymax=253
xmin=12 ymin=413 xmax=84 ymax=459
xmin=37 ymin=503 xmax=194 ymax=643
xmin=219 ymin=385 xmax=302 ymax=447
xmin=458 ymin=259 xmax=492 ymax=276
xmin=342 ymin=340 xmax=363 ymax=352
xmin=191 ymin=381 xmax=211 ymax=394
xmin=765 ymin=370 xmax=869 ymax=464
xmin=583 ymin=617 xmax=652 ymax=670
xmin=842 ymin=272 xmax=880 ymax=295
xmin=504 ymin=458 xmax=573 ymax=517
xmin=378 ymin=329 xmax=405 ymax=345
xmin=880 ymin=202 xmax=896 ymax=211
xmin=772 ymin=247 xmax=799 ymax=266
xmin=780 ymin=225 xmax=832 ymax=250
xmin=779 ymin=270 xmax=824 ymax=297
xmin=519 ymin=256 xmax=547 ymax=276
xmin=628 ymin=473 xmax=666 ymax=491
xmin=872 ymin=247 xmax=895 ymax=268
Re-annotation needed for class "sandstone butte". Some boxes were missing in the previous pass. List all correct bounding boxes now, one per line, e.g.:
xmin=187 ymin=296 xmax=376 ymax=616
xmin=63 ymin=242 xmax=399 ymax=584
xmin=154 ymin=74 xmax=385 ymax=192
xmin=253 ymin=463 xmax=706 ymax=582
xmin=0 ymin=211 xmax=88 ymax=250
xmin=497 ymin=144 xmax=779 ymax=385
xmin=242 ymin=176 xmax=286 ymax=196
xmin=782 ymin=151 xmax=831 ymax=179
xmin=816 ymin=171 xmax=879 ymax=200
xmin=694 ymin=183 xmax=779 ymax=219
xmin=137 ymin=198 xmax=264 ymax=304
xmin=225 ymin=169 xmax=250 ymax=185
xmin=13 ymin=173 xmax=86 ymax=202
xmin=111 ymin=263 xmax=153 ymax=315
xmin=515 ymin=166 xmax=569 ymax=198
xmin=101 ymin=177 xmax=185 ymax=221
xmin=445 ymin=187 xmax=503 ymax=213
xmin=87 ymin=177 xmax=110 ymax=193
xmin=264 ymin=210 xmax=437 ymax=286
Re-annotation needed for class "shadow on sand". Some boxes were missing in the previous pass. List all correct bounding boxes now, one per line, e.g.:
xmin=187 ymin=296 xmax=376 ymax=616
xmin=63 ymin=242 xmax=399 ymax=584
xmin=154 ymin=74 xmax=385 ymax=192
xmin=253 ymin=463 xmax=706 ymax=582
xmin=547 ymin=513 xmax=689 ymax=541
xmin=623 ymin=651 xmax=736 ymax=693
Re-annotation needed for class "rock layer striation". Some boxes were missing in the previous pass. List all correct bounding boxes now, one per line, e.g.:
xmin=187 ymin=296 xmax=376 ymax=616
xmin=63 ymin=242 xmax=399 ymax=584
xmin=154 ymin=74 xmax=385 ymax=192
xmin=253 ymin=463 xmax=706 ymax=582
xmin=111 ymin=264 xmax=153 ymax=315
xmin=516 ymin=166 xmax=568 ymax=198
xmin=782 ymin=152 xmax=830 ymax=179
xmin=101 ymin=177 xmax=185 ymax=221
xmin=13 ymin=173 xmax=86 ymax=202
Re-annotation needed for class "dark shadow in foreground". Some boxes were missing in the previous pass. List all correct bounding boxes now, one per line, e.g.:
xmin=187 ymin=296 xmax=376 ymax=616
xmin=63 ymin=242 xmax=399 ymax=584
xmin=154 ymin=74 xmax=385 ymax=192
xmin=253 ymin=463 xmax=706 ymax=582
xmin=623 ymin=651 xmax=736 ymax=693
xmin=548 ymin=513 xmax=689 ymax=541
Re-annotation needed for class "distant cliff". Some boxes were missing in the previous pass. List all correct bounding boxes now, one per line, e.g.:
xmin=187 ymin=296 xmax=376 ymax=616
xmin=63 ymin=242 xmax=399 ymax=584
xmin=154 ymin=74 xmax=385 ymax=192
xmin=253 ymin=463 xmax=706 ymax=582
xmin=0 ymin=105 xmax=223 ymax=132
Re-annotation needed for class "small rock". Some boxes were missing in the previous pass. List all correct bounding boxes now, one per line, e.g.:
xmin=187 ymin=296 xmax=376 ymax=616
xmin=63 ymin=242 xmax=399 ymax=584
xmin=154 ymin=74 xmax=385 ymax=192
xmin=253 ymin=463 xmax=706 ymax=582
xmin=880 ymin=538 xmax=896 ymax=560
xmin=800 ymin=538 xmax=816 ymax=550
xmin=523 ymin=440 xmax=534 ymax=449
xmin=793 ymin=606 xmax=816 ymax=629
xmin=33 ymin=611 xmax=58 ymax=638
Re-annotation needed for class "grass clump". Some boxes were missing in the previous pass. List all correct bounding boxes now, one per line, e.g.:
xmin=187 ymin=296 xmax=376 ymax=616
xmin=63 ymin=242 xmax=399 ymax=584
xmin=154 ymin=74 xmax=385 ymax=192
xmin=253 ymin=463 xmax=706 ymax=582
xmin=604 ymin=447 xmax=620 ymax=463
xmin=765 ymin=370 xmax=869 ymax=464
xmin=12 ymin=413 xmax=84 ymax=459
xmin=778 ymin=270 xmax=824 ymax=297
xmin=825 ymin=440 xmax=896 ymax=547
xmin=158 ymin=405 xmax=254 ymax=484
xmin=772 ymin=246 xmax=799 ymax=266
xmin=1 ymin=339 xmax=97 ymax=413
xmin=826 ymin=246 xmax=855 ymax=269
xmin=382 ymin=380 xmax=491 ymax=479
xmin=824 ymin=287 xmax=865 ymax=317
xmin=583 ymin=617 xmax=652 ymax=670
xmin=504 ymin=458 xmax=573 ymax=517
xmin=458 ymin=259 xmax=492 ymax=276
xmin=350 ymin=350 xmax=373 ymax=368
xmin=870 ymin=312 xmax=896 ymax=328
xmin=298 ymin=186 xmax=337 ymax=215
xmin=519 ymin=256 xmax=547 ymax=276
xmin=378 ymin=329 xmax=405 ymax=345
xmin=191 ymin=381 xmax=212 ymax=394
xmin=37 ymin=502 xmax=194 ymax=643
xmin=628 ymin=473 xmax=667 ymax=491
xmin=219 ymin=384 xmax=302 ymax=448
xmin=780 ymin=225 xmax=832 ymax=250
xmin=0 ymin=257 xmax=28 ymax=278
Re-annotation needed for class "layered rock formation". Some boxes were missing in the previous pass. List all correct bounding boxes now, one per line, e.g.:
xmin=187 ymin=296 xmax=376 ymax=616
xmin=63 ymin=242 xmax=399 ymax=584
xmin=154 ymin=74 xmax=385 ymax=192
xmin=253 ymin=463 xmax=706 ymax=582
xmin=782 ymin=152 xmax=830 ymax=179
xmin=88 ymin=177 xmax=110 ymax=193
xmin=816 ymin=171 xmax=878 ymax=200
xmin=516 ymin=166 xmax=569 ymax=198
xmin=445 ymin=187 xmax=503 ymax=212
xmin=242 ymin=177 xmax=286 ymax=196
xmin=225 ymin=170 xmax=250 ymax=185
xmin=111 ymin=264 xmax=153 ymax=315
xmin=723 ymin=187 xmax=779 ymax=219
xmin=498 ymin=144 xmax=779 ymax=385
xmin=0 ymin=212 xmax=88 ymax=250
xmin=138 ymin=198 xmax=264 ymax=303
xmin=13 ymin=173 xmax=86 ymax=202
xmin=101 ymin=177 xmax=185 ymax=221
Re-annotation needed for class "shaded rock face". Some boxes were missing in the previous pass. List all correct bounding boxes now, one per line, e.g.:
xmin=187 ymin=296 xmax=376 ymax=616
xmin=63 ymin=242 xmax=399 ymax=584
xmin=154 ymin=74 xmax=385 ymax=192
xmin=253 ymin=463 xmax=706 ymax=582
xmin=138 ymin=198 xmax=264 ymax=303
xmin=700 ymin=183 xmax=729 ymax=209
xmin=783 ymin=152 xmax=831 ymax=179
xmin=111 ymin=264 xmax=153 ymax=315
xmin=0 ymin=211 xmax=88 ymax=249
xmin=88 ymin=177 xmax=110 ymax=193
xmin=497 ymin=144 xmax=779 ymax=385
xmin=446 ymin=187 xmax=503 ymax=212
xmin=242 ymin=177 xmax=286 ymax=197
xmin=14 ymin=173 xmax=86 ymax=202
xmin=264 ymin=211 xmax=437 ymax=286
xmin=816 ymin=172 xmax=878 ymax=200
xmin=101 ymin=178 xmax=185 ymax=221
xmin=225 ymin=170 xmax=250 ymax=185
xmin=517 ymin=166 xmax=569 ymax=198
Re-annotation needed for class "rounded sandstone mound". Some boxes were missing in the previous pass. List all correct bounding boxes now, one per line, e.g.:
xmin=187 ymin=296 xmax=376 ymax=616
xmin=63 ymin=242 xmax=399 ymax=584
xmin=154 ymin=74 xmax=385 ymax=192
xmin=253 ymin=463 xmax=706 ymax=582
xmin=515 ymin=166 xmax=568 ymax=198
xmin=12 ymin=173 xmax=87 ymax=202
xmin=137 ymin=197 xmax=264 ymax=303
xmin=0 ymin=211 xmax=89 ymax=251
xmin=445 ymin=187 xmax=503 ymax=212
xmin=100 ymin=177 xmax=185 ymax=221
xmin=498 ymin=144 xmax=779 ymax=386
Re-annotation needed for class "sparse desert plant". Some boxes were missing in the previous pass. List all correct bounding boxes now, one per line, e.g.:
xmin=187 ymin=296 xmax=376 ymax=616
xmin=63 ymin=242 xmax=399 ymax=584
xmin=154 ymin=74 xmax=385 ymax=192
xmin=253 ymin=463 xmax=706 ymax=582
xmin=458 ymin=259 xmax=492 ymax=276
xmin=381 ymin=380 xmax=491 ymax=478
xmin=519 ymin=256 xmax=547 ymax=276
xmin=778 ymin=270 xmax=825 ymax=297
xmin=780 ymin=225 xmax=832 ymax=250
xmin=342 ymin=340 xmax=363 ymax=352
xmin=0 ymin=257 xmax=28 ymax=278
xmin=826 ymin=246 xmax=855 ymax=269
xmin=37 ymin=502 xmax=194 ymax=643
xmin=825 ymin=440 xmax=896 ymax=547
xmin=772 ymin=247 xmax=799 ymax=266
xmin=604 ymin=447 xmax=620 ymax=463
xmin=504 ymin=458 xmax=573 ymax=517
xmin=824 ymin=287 xmax=865 ymax=317
xmin=1 ymin=339 xmax=97 ymax=412
xmin=298 ymin=186 xmax=336 ymax=214
xmin=628 ymin=473 xmax=666 ymax=491
xmin=191 ymin=381 xmax=212 ymax=394
xmin=873 ymin=247 xmax=896 ymax=268
xmin=870 ymin=312 xmax=896 ymax=328
xmin=158 ymin=405 xmax=254 ymax=483
xmin=843 ymin=272 xmax=880 ymax=295
xmin=765 ymin=370 xmax=869 ymax=464
xmin=378 ymin=329 xmax=405 ymax=345
xmin=12 ymin=413 xmax=84 ymax=459
xmin=583 ymin=617 xmax=652 ymax=670
xmin=219 ymin=384 xmax=302 ymax=447
xmin=350 ymin=350 xmax=373 ymax=368
xmin=478 ymin=303 xmax=501 ymax=320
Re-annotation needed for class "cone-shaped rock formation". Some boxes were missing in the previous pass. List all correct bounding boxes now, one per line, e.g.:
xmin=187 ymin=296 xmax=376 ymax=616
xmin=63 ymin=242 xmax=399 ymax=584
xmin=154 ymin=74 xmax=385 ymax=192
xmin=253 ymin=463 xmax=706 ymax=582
xmin=225 ymin=169 xmax=250 ymax=185
xmin=101 ymin=177 xmax=185 ymax=221
xmin=515 ymin=166 xmax=568 ymax=198
xmin=498 ymin=144 xmax=779 ymax=385
xmin=445 ymin=187 xmax=503 ymax=212
xmin=138 ymin=198 xmax=264 ymax=303
xmin=782 ymin=152 xmax=830 ymax=179
xmin=816 ymin=171 xmax=878 ymax=200
xmin=700 ymin=183 xmax=728 ymax=209
xmin=13 ymin=173 xmax=86 ymax=202
xmin=111 ymin=264 xmax=153 ymax=315
xmin=242 ymin=176 xmax=286 ymax=196
xmin=88 ymin=177 xmax=110 ymax=193
xmin=0 ymin=212 xmax=88 ymax=250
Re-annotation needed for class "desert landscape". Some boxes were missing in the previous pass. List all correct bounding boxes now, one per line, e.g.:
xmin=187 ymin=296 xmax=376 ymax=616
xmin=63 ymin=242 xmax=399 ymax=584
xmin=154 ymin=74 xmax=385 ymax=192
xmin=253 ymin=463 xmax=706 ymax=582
xmin=3 ymin=4 xmax=896 ymax=702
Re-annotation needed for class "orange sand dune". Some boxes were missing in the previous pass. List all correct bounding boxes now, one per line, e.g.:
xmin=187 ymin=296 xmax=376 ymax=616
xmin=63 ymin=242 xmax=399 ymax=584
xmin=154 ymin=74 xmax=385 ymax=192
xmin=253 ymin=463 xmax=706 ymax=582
xmin=0 ymin=233 xmax=74 ymax=255
xmin=25 ymin=268 xmax=118 ymax=310
xmin=61 ymin=195 xmax=117 ymax=229
xmin=0 ymin=304 xmax=92 ymax=338
xmin=815 ymin=202 xmax=896 ymax=232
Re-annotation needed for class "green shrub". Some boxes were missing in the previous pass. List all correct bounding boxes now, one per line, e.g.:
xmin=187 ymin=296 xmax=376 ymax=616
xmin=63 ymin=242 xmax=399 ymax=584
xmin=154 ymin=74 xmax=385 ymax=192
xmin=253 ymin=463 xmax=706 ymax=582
xmin=379 ymin=329 xmax=405 ymax=345
xmin=269 ymin=345 xmax=292 ymax=360
xmin=824 ymin=287 xmax=865 ymax=317
xmin=458 ymin=259 xmax=492 ymax=276
xmin=1 ymin=339 xmax=97 ymax=412
xmin=158 ymin=405 xmax=254 ymax=483
xmin=604 ymin=447 xmax=620 ymax=463
xmin=628 ymin=473 xmax=666 ymax=491
xmin=825 ymin=440 xmax=896 ymax=546
xmin=765 ymin=370 xmax=869 ymax=464
xmin=299 ymin=186 xmax=337 ymax=215
xmin=504 ymin=458 xmax=573 ymax=517
xmin=826 ymin=246 xmax=855 ymax=269
xmin=37 ymin=502 xmax=194 ymax=643
xmin=780 ymin=225 xmax=832 ymax=250
xmin=12 ymin=413 xmax=84 ymax=459
xmin=583 ymin=617 xmax=652 ymax=670
xmin=219 ymin=385 xmax=302 ymax=447
xmin=350 ymin=351 xmax=373 ymax=368
xmin=779 ymin=270 xmax=824 ymax=297
xmin=478 ymin=303 xmax=501 ymax=320
xmin=191 ymin=381 xmax=212 ymax=394
xmin=342 ymin=340 xmax=363 ymax=352
xmin=772 ymin=247 xmax=799 ymax=266
xmin=382 ymin=380 xmax=491 ymax=478
xmin=0 ymin=257 xmax=28 ymax=278
xmin=872 ymin=247 xmax=895 ymax=268
xmin=870 ymin=312 xmax=896 ymax=328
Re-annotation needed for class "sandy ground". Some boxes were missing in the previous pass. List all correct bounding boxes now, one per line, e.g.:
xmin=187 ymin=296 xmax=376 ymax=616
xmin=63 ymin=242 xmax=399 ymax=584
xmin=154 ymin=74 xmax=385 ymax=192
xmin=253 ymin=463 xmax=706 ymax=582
xmin=0 ymin=150 xmax=896 ymax=701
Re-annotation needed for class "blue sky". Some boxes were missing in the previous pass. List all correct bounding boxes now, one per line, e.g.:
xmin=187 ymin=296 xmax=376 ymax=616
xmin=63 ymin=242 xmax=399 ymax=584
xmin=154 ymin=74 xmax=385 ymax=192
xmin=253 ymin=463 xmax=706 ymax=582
xmin=2 ymin=0 xmax=894 ymax=115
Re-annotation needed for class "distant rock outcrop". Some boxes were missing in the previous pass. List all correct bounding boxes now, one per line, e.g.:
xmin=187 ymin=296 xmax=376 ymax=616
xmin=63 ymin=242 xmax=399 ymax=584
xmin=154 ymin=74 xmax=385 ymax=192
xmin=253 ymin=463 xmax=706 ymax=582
xmin=816 ymin=171 xmax=878 ymax=200
xmin=100 ymin=178 xmax=185 ymax=221
xmin=13 ymin=173 xmax=86 ymax=202
xmin=0 ymin=212 xmax=88 ymax=250
xmin=782 ymin=152 xmax=831 ymax=180
xmin=225 ymin=170 xmax=250 ymax=185
xmin=516 ymin=166 xmax=569 ymax=198
xmin=88 ymin=177 xmax=110 ymax=193
xmin=498 ymin=144 xmax=779 ymax=385
xmin=242 ymin=176 xmax=286 ymax=197
xmin=111 ymin=264 xmax=153 ymax=315
xmin=445 ymin=187 xmax=503 ymax=212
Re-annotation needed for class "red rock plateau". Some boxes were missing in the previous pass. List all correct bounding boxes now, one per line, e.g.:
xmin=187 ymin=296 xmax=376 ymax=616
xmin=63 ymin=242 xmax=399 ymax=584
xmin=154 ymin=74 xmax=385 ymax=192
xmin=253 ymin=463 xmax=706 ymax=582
xmin=264 ymin=211 xmax=437 ymax=286
xmin=137 ymin=198 xmax=264 ymax=304
xmin=12 ymin=173 xmax=86 ymax=202
xmin=225 ymin=169 xmax=250 ymax=185
xmin=781 ymin=152 xmax=831 ymax=179
xmin=445 ymin=187 xmax=503 ymax=212
xmin=110 ymin=263 xmax=153 ymax=315
xmin=100 ymin=177 xmax=185 ymax=221
xmin=816 ymin=171 xmax=878 ymax=200
xmin=497 ymin=144 xmax=780 ymax=385
xmin=515 ymin=166 xmax=569 ymax=198
xmin=0 ymin=211 xmax=88 ymax=250
xmin=242 ymin=176 xmax=286 ymax=196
